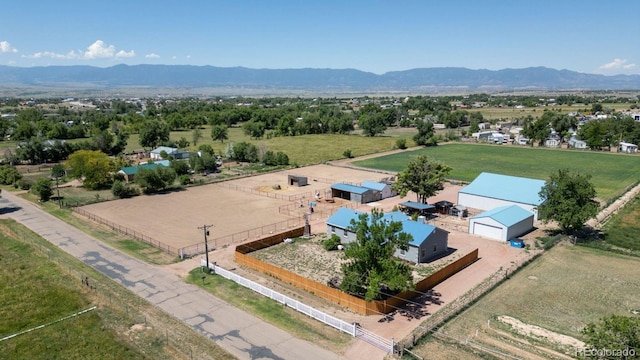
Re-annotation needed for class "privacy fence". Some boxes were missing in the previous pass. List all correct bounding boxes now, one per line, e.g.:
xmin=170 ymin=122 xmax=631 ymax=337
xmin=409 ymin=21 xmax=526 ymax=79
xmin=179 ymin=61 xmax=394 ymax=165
xmin=235 ymin=230 xmax=479 ymax=316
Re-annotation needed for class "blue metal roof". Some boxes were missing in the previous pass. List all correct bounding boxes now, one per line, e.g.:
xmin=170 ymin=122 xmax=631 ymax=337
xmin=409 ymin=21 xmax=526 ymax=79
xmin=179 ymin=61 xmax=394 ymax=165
xmin=361 ymin=181 xmax=387 ymax=191
xmin=326 ymin=208 xmax=437 ymax=247
xmin=470 ymin=205 xmax=534 ymax=227
xmin=460 ymin=172 xmax=546 ymax=205
xmin=399 ymin=201 xmax=435 ymax=211
xmin=331 ymin=183 xmax=371 ymax=194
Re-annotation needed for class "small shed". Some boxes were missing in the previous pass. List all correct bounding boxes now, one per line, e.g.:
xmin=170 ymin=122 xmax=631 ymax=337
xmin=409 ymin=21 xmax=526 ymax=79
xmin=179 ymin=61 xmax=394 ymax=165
xmin=331 ymin=183 xmax=378 ymax=204
xmin=361 ymin=180 xmax=397 ymax=199
xmin=399 ymin=201 xmax=436 ymax=216
xmin=288 ymin=175 xmax=308 ymax=187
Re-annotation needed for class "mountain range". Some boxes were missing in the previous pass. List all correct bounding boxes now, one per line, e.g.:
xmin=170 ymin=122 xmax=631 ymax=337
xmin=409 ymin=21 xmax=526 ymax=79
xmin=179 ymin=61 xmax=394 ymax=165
xmin=0 ymin=64 xmax=639 ymax=94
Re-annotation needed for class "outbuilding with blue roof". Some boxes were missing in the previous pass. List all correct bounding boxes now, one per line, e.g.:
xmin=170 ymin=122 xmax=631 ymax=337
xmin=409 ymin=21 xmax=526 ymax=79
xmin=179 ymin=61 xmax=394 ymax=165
xmin=468 ymin=205 xmax=534 ymax=241
xmin=326 ymin=207 xmax=449 ymax=264
xmin=457 ymin=172 xmax=546 ymax=220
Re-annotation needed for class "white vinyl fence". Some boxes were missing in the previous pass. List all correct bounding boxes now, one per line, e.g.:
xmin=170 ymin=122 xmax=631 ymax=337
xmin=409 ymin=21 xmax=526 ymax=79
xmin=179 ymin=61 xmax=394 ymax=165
xmin=201 ymin=259 xmax=394 ymax=353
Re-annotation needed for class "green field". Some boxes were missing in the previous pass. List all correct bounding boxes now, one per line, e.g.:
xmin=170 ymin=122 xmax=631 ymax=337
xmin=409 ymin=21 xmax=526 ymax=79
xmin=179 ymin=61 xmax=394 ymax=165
xmin=126 ymin=126 xmax=418 ymax=166
xmin=353 ymin=143 xmax=640 ymax=202
xmin=0 ymin=219 xmax=234 ymax=360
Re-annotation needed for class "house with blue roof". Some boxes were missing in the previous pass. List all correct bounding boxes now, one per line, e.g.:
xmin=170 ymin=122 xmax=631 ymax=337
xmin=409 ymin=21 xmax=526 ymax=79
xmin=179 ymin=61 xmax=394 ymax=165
xmin=150 ymin=146 xmax=190 ymax=160
xmin=457 ymin=172 xmax=546 ymax=220
xmin=325 ymin=208 xmax=449 ymax=264
xmin=468 ymin=205 xmax=534 ymax=241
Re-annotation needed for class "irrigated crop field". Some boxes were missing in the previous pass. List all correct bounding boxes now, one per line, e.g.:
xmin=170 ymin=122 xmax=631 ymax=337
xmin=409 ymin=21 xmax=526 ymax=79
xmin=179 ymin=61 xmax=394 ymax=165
xmin=354 ymin=143 xmax=640 ymax=202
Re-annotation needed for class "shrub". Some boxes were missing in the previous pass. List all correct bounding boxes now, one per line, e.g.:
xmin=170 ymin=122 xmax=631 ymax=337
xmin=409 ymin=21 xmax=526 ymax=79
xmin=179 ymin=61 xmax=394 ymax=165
xmin=178 ymin=174 xmax=191 ymax=186
xmin=111 ymin=180 xmax=140 ymax=198
xmin=395 ymin=138 xmax=407 ymax=150
xmin=343 ymin=149 xmax=353 ymax=159
xmin=323 ymin=234 xmax=342 ymax=251
xmin=14 ymin=179 xmax=31 ymax=190
xmin=32 ymin=178 xmax=53 ymax=201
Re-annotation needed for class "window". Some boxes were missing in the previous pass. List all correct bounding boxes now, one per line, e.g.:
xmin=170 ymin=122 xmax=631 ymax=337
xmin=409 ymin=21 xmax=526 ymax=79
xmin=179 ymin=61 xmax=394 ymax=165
xmin=433 ymin=245 xmax=437 ymax=252
xmin=343 ymin=229 xmax=348 ymax=237
xmin=421 ymin=249 xmax=426 ymax=258
xmin=331 ymin=226 xmax=336 ymax=233
xmin=399 ymin=249 xmax=406 ymax=256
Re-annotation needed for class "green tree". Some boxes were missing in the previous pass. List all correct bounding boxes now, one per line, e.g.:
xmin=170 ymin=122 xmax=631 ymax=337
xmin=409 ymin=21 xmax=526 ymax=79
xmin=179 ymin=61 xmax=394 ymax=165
xmin=358 ymin=114 xmax=386 ymax=137
xmin=0 ymin=165 xmax=22 ymax=185
xmin=392 ymin=155 xmax=452 ymax=204
xmin=191 ymin=128 xmax=202 ymax=146
xmin=139 ymin=120 xmax=170 ymax=148
xmin=340 ymin=209 xmax=414 ymax=301
xmin=32 ymin=178 xmax=53 ymax=202
xmin=413 ymin=121 xmax=436 ymax=146
xmin=66 ymin=150 xmax=113 ymax=190
xmin=111 ymin=180 xmax=139 ymax=198
xmin=581 ymin=315 xmax=639 ymax=359
xmin=537 ymin=169 xmax=599 ymax=233
xmin=211 ymin=125 xmax=229 ymax=143
xmin=135 ymin=167 xmax=176 ymax=194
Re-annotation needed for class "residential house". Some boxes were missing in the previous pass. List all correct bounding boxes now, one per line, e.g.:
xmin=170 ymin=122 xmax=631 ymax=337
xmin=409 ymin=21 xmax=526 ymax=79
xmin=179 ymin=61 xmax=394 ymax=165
xmin=326 ymin=208 xmax=449 ymax=264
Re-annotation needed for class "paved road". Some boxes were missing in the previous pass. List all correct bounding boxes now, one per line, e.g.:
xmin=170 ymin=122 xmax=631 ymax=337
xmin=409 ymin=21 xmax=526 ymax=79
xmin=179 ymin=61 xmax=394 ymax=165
xmin=0 ymin=191 xmax=340 ymax=360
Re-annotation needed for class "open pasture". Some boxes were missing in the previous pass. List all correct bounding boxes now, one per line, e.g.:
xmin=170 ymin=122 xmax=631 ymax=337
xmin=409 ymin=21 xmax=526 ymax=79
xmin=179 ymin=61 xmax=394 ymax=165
xmin=353 ymin=143 xmax=640 ymax=202
xmin=408 ymin=244 xmax=640 ymax=359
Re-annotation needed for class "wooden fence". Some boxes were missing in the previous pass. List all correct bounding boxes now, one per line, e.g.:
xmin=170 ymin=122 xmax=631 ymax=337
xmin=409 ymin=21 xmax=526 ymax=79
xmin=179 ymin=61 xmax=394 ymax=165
xmin=236 ymin=231 xmax=479 ymax=315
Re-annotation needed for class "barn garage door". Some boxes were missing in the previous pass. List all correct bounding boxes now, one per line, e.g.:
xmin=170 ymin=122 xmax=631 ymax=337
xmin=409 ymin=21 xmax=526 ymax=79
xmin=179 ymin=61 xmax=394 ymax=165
xmin=473 ymin=222 xmax=504 ymax=240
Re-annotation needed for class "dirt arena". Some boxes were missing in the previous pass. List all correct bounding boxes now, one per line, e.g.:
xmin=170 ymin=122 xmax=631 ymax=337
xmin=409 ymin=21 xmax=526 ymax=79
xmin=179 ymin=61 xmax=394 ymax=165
xmin=81 ymin=164 xmax=394 ymax=250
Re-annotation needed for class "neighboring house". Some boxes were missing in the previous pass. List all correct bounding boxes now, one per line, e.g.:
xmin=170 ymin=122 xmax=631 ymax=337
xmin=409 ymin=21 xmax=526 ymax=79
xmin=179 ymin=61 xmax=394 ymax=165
xmin=150 ymin=146 xmax=190 ymax=160
xmin=619 ymin=142 xmax=638 ymax=153
xmin=361 ymin=180 xmax=397 ymax=199
xmin=468 ymin=205 xmax=534 ymax=241
xmin=544 ymin=138 xmax=561 ymax=148
xmin=457 ymin=172 xmax=546 ymax=220
xmin=330 ymin=183 xmax=379 ymax=204
xmin=568 ymin=137 xmax=588 ymax=149
xmin=118 ymin=162 xmax=168 ymax=182
xmin=325 ymin=208 xmax=449 ymax=264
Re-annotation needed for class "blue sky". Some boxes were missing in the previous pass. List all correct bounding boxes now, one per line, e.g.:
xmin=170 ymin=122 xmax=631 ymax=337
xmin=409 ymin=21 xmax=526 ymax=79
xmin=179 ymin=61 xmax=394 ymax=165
xmin=1 ymin=1 xmax=639 ymax=75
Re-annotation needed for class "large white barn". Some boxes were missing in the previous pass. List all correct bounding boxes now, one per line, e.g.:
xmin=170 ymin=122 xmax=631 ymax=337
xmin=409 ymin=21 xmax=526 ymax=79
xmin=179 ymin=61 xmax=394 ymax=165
xmin=457 ymin=172 xmax=546 ymax=220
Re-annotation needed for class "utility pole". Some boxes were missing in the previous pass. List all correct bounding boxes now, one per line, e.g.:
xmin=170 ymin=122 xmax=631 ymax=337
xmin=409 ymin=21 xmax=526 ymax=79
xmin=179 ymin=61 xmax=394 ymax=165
xmin=198 ymin=224 xmax=214 ymax=273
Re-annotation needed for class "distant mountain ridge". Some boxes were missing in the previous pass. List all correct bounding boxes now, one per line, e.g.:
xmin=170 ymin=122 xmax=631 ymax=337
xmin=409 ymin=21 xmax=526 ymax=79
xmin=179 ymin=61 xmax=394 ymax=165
xmin=0 ymin=64 xmax=638 ymax=93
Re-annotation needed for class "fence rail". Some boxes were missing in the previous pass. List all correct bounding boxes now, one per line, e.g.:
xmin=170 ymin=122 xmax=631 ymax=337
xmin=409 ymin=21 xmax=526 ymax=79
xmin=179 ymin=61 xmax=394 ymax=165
xmin=72 ymin=207 xmax=180 ymax=256
xmin=179 ymin=217 xmax=304 ymax=257
xmin=202 ymin=259 xmax=362 ymax=339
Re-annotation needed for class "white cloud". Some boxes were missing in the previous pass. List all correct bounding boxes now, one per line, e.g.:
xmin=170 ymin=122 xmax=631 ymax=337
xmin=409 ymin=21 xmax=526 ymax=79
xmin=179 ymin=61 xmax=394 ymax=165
xmin=115 ymin=49 xmax=135 ymax=58
xmin=599 ymin=58 xmax=637 ymax=71
xmin=1 ymin=41 xmax=18 ymax=53
xmin=22 ymin=40 xmax=135 ymax=61
xmin=145 ymin=53 xmax=160 ymax=59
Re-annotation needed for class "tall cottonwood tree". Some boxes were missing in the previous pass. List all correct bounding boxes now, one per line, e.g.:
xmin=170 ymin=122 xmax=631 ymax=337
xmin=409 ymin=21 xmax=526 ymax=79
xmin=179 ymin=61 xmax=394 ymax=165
xmin=392 ymin=155 xmax=452 ymax=204
xmin=340 ymin=209 xmax=414 ymax=301
xmin=537 ymin=169 xmax=599 ymax=233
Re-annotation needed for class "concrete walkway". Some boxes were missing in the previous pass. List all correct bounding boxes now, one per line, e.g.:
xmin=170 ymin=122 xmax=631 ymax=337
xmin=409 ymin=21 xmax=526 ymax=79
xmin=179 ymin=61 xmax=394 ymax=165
xmin=0 ymin=191 xmax=340 ymax=360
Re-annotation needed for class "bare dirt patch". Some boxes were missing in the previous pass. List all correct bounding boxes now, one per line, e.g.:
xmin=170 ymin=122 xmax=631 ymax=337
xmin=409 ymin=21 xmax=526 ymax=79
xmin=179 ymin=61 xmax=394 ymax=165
xmin=497 ymin=315 xmax=585 ymax=349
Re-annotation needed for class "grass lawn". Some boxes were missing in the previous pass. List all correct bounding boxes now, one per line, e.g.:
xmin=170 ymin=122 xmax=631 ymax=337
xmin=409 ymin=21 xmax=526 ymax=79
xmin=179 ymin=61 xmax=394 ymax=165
xmin=353 ymin=143 xmax=640 ymax=202
xmin=127 ymin=126 xmax=417 ymax=166
xmin=408 ymin=245 xmax=640 ymax=359
xmin=185 ymin=268 xmax=353 ymax=355
xmin=600 ymin=195 xmax=640 ymax=251
xmin=0 ymin=219 xmax=234 ymax=360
